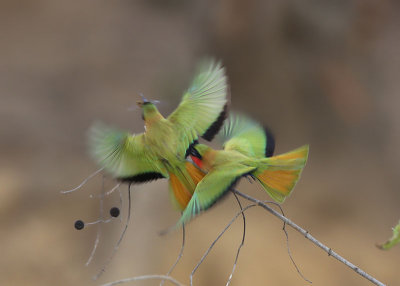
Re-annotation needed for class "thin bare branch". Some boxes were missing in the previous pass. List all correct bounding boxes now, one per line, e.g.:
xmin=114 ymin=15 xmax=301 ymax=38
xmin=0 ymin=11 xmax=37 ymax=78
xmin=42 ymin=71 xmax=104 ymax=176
xmin=232 ymin=189 xmax=386 ymax=286
xmin=86 ymin=175 xmax=106 ymax=266
xmin=160 ymin=223 xmax=186 ymax=286
xmin=270 ymin=201 xmax=312 ymax=283
xmin=105 ymin=183 xmax=122 ymax=197
xmin=60 ymin=167 xmax=104 ymax=194
xmin=225 ymin=192 xmax=246 ymax=286
xmin=97 ymin=187 xmax=386 ymax=286
xmin=101 ymin=274 xmax=186 ymax=286
xmin=190 ymin=203 xmax=258 ymax=286
xmin=93 ymin=184 xmax=133 ymax=280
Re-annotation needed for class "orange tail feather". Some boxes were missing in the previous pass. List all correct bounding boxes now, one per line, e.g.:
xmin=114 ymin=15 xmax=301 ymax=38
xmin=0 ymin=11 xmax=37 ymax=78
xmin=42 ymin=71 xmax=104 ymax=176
xmin=168 ymin=162 xmax=205 ymax=211
xmin=254 ymin=145 xmax=309 ymax=203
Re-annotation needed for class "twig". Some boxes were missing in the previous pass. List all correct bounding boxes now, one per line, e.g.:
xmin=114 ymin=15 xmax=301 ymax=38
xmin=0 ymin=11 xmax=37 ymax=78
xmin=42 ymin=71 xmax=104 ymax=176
xmin=93 ymin=184 xmax=133 ymax=280
xmin=190 ymin=192 xmax=309 ymax=285
xmin=101 ymin=274 xmax=186 ymax=286
xmin=190 ymin=204 xmax=258 ymax=286
xmin=160 ymin=223 xmax=186 ymax=286
xmin=271 ymin=201 xmax=312 ymax=283
xmin=117 ymin=184 xmax=123 ymax=223
xmin=98 ymin=188 xmax=386 ymax=286
xmin=60 ymin=167 xmax=104 ymax=194
xmin=86 ymin=175 xmax=106 ymax=266
xmin=103 ymin=204 xmax=257 ymax=286
xmin=232 ymin=189 xmax=386 ymax=286
xmin=226 ymin=192 xmax=246 ymax=286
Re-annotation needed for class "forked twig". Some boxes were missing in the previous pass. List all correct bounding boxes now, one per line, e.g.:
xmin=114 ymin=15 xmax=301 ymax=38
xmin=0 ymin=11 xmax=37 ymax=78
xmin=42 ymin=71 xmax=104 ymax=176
xmin=190 ymin=192 xmax=306 ymax=285
xmin=102 ymin=203 xmax=256 ymax=286
xmin=232 ymin=189 xmax=386 ymax=286
xmin=190 ymin=204 xmax=258 ymax=286
xmin=93 ymin=184 xmax=134 ymax=280
xmin=101 ymin=189 xmax=386 ymax=286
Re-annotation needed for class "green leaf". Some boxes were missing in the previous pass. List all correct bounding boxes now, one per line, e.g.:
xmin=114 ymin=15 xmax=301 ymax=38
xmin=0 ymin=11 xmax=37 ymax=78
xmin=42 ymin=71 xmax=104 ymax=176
xmin=377 ymin=220 xmax=400 ymax=250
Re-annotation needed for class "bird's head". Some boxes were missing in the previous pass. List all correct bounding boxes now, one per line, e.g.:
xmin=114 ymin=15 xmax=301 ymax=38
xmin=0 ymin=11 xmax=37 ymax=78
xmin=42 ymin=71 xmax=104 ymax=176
xmin=136 ymin=94 xmax=162 ymax=121
xmin=189 ymin=144 xmax=211 ymax=169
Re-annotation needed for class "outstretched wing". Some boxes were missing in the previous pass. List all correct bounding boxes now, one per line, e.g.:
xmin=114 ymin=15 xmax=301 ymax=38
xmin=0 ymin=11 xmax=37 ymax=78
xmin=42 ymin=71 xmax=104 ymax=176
xmin=221 ymin=113 xmax=275 ymax=158
xmin=178 ymin=163 xmax=255 ymax=225
xmin=88 ymin=122 xmax=167 ymax=182
xmin=168 ymin=60 xmax=229 ymax=156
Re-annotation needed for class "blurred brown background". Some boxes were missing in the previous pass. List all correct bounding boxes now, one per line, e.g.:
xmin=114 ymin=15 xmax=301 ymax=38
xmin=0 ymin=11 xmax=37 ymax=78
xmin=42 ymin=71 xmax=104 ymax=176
xmin=1 ymin=0 xmax=399 ymax=285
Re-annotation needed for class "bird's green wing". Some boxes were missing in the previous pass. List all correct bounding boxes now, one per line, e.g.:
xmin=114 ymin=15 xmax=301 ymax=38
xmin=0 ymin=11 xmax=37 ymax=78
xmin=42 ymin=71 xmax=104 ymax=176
xmin=167 ymin=60 xmax=229 ymax=156
xmin=221 ymin=113 xmax=275 ymax=158
xmin=178 ymin=163 xmax=255 ymax=225
xmin=89 ymin=122 xmax=167 ymax=182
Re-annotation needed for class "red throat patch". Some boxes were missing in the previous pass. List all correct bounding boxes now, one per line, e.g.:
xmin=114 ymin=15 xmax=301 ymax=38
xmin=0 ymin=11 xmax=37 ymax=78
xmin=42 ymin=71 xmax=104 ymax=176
xmin=190 ymin=155 xmax=203 ymax=169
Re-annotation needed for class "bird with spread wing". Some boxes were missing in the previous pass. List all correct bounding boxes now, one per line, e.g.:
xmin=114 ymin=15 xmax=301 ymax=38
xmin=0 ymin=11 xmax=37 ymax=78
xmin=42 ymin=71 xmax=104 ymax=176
xmin=89 ymin=60 xmax=228 ymax=211
xmin=181 ymin=113 xmax=309 ymax=224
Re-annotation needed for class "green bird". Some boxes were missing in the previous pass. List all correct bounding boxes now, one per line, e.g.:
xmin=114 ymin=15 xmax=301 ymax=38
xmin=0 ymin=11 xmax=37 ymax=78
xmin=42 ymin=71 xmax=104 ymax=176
xmin=89 ymin=60 xmax=228 ymax=211
xmin=181 ymin=113 xmax=309 ymax=224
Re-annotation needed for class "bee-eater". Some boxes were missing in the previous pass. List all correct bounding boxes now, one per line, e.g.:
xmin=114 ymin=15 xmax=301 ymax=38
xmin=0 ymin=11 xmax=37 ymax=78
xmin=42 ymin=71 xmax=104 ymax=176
xmin=181 ymin=114 xmax=309 ymax=224
xmin=89 ymin=60 xmax=228 ymax=211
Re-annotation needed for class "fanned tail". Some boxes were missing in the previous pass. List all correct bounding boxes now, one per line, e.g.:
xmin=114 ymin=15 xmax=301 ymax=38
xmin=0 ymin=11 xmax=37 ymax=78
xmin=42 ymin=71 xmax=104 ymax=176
xmin=168 ymin=162 xmax=205 ymax=211
xmin=253 ymin=145 xmax=309 ymax=203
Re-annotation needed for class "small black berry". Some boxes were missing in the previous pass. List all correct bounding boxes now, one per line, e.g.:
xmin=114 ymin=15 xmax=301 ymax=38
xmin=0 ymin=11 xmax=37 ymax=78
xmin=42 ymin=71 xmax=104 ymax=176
xmin=110 ymin=207 xmax=120 ymax=218
xmin=74 ymin=220 xmax=85 ymax=230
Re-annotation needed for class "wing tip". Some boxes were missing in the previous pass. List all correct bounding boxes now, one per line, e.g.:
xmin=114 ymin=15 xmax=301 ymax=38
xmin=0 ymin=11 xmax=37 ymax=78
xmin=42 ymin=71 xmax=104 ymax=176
xmin=202 ymin=104 xmax=229 ymax=141
xmin=264 ymin=127 xmax=275 ymax=157
xmin=118 ymin=172 xmax=166 ymax=183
